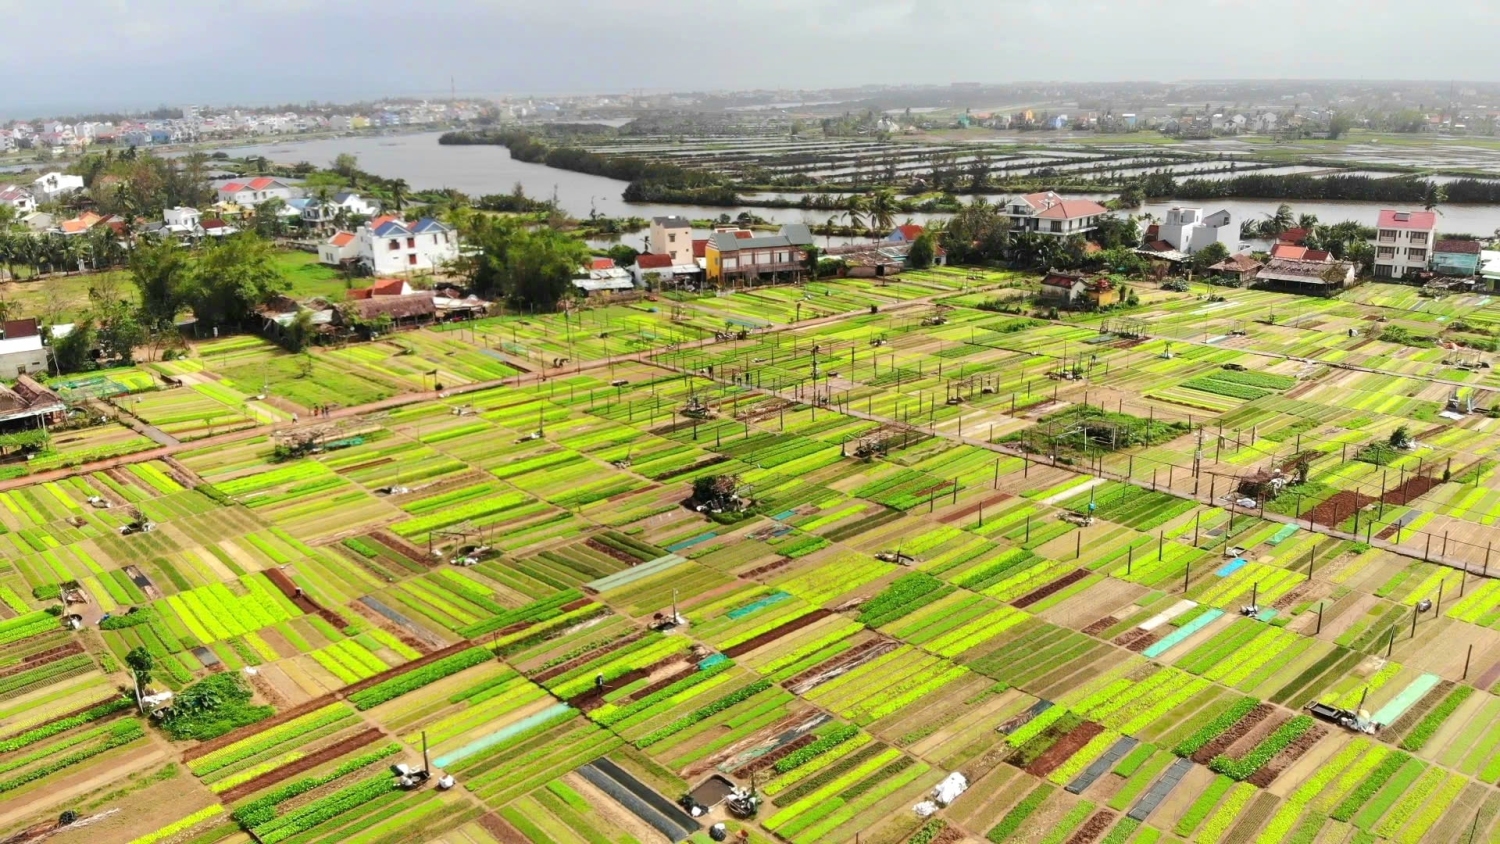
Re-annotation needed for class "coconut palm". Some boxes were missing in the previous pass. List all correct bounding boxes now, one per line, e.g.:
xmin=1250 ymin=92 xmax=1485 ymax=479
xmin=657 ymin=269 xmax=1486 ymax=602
xmin=390 ymin=179 xmax=410 ymax=213
xmin=843 ymin=194 xmax=869 ymax=236
xmin=868 ymin=189 xmax=898 ymax=237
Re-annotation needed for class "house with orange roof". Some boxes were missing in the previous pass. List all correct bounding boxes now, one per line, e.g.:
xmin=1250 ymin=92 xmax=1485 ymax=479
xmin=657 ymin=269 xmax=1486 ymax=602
xmin=886 ymin=224 xmax=925 ymax=243
xmin=215 ymin=177 xmax=296 ymax=206
xmin=318 ymin=231 xmax=359 ymax=264
xmin=1005 ymin=191 xmax=1110 ymax=237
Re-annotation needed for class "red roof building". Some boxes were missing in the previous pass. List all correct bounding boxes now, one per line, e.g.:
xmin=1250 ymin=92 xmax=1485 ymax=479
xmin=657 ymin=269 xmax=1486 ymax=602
xmin=590 ymin=258 xmax=616 ymax=271
xmin=889 ymin=224 xmax=925 ymax=243
xmin=1277 ymin=228 xmax=1310 ymax=245
xmin=636 ymin=253 xmax=674 ymax=270
xmin=1377 ymin=210 xmax=1437 ymax=231
xmin=692 ymin=239 xmax=708 ymax=259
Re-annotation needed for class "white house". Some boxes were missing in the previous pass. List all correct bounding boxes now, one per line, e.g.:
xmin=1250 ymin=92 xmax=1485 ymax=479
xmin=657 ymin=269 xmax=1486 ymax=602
xmin=302 ymin=191 xmax=380 ymax=225
xmin=215 ymin=177 xmax=297 ymax=207
xmin=318 ymin=231 xmax=359 ymax=265
xmin=1372 ymin=210 xmax=1437 ymax=280
xmin=0 ymin=334 xmax=48 ymax=377
xmin=1159 ymin=208 xmax=1237 ymax=254
xmin=1005 ymin=192 xmax=1110 ymax=237
xmin=354 ymin=216 xmax=460 ymax=275
xmin=0 ymin=186 xmax=35 ymax=214
xmin=162 ymin=207 xmax=201 ymax=235
xmin=648 ymin=216 xmax=694 ymax=267
xmin=31 ymin=172 xmax=84 ymax=204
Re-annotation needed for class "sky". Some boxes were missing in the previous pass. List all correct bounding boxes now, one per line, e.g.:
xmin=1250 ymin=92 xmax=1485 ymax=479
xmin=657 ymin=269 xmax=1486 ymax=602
xmin=4 ymin=0 xmax=1498 ymax=115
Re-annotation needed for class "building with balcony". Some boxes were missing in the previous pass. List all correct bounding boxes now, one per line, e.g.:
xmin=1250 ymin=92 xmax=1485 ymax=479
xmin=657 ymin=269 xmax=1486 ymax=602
xmin=351 ymin=216 xmax=460 ymax=275
xmin=704 ymin=224 xmax=814 ymax=285
xmin=1005 ymin=192 xmax=1110 ymax=237
xmin=1158 ymin=207 xmax=1237 ymax=254
xmin=1372 ymin=210 xmax=1437 ymax=280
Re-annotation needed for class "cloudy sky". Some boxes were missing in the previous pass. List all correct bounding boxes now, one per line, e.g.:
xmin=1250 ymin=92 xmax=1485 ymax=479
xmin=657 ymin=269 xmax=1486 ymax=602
xmin=3 ymin=0 xmax=1496 ymax=115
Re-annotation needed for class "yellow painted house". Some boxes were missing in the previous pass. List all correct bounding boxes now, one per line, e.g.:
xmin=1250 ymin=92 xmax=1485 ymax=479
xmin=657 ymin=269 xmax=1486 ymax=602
xmin=704 ymin=224 xmax=814 ymax=284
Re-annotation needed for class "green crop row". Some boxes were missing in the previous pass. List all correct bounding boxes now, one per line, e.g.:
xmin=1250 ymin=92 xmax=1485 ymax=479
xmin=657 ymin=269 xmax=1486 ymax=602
xmin=0 ymin=719 xmax=144 ymax=794
xmin=637 ymin=680 xmax=774 ymax=747
xmin=1330 ymin=750 xmax=1411 ymax=822
xmin=348 ymin=647 xmax=491 ymax=710
xmin=190 ymin=704 xmax=354 ymax=776
xmin=460 ymin=590 xmax=585 ymax=638
xmin=1399 ymin=685 xmax=1473 ymax=752
xmin=252 ymin=776 xmax=394 ymax=843
xmin=0 ymin=696 xmax=131 ymax=753
xmin=1210 ymin=716 xmax=1315 ymax=780
xmin=232 ymin=744 xmax=401 ymax=827
xmin=987 ymin=784 xmax=1053 ymax=842
xmin=857 ymin=573 xmax=949 ymax=628
xmin=592 ymin=660 xmax=735 ymax=727
xmin=775 ymin=724 xmax=861 ymax=774
xmin=1174 ymin=696 xmax=1259 ymax=757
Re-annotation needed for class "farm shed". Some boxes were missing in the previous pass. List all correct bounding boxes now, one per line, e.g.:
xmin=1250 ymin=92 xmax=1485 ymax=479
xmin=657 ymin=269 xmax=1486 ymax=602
xmin=1256 ymin=257 xmax=1356 ymax=296
xmin=337 ymin=292 xmax=439 ymax=327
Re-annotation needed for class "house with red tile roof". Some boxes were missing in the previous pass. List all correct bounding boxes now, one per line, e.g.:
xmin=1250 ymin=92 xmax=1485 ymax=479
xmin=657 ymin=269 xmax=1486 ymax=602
xmin=1269 ymin=243 xmax=1331 ymax=262
xmin=1373 ymin=210 xmax=1437 ymax=280
xmin=1005 ymin=191 xmax=1110 ymax=237
xmin=318 ymin=231 xmax=359 ymax=264
xmin=886 ymin=224 xmax=925 ymax=243
xmin=216 ymin=177 xmax=296 ymax=206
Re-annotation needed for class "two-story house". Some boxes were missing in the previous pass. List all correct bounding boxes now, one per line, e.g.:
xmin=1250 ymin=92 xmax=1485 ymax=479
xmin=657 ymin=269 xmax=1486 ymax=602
xmin=1158 ymin=208 xmax=1238 ymax=254
xmin=162 ymin=207 xmax=201 ymax=235
xmin=1005 ymin=192 xmax=1110 ymax=237
xmin=704 ymin=224 xmax=814 ymax=285
xmin=351 ymin=216 xmax=460 ymax=275
xmin=0 ymin=186 xmax=35 ymax=214
xmin=216 ymin=177 xmax=297 ymax=207
xmin=301 ymin=191 xmax=381 ymax=226
xmin=31 ymin=172 xmax=84 ymax=204
xmin=1372 ymin=210 xmax=1437 ymax=280
xmin=648 ymin=216 xmax=694 ymax=266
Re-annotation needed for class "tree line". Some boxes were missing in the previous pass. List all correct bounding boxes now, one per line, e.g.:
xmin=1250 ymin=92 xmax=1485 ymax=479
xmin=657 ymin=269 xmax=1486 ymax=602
xmin=439 ymin=130 xmax=738 ymax=205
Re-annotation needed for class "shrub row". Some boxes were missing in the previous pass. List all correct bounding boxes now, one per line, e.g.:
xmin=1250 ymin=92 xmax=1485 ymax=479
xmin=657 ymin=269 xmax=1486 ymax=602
xmin=857 ymin=573 xmax=948 ymax=628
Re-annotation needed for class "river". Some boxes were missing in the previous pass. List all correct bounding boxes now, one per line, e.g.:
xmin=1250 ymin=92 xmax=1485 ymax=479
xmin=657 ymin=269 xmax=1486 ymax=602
xmin=213 ymin=131 xmax=1500 ymax=239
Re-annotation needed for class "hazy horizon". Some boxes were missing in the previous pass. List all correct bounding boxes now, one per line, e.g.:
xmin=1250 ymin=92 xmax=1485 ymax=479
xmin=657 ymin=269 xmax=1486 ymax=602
xmin=3 ymin=0 xmax=1498 ymax=117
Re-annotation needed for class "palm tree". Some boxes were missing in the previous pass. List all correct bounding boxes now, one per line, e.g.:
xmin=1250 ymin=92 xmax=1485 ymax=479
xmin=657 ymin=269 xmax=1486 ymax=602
xmin=390 ymin=179 xmax=410 ymax=214
xmin=1422 ymin=183 xmax=1446 ymax=214
xmin=869 ymin=189 xmax=898 ymax=239
xmin=823 ymin=215 xmax=839 ymax=248
xmin=843 ymin=194 xmax=869 ymax=236
xmin=1296 ymin=213 xmax=1319 ymax=232
xmin=1259 ymin=204 xmax=1294 ymax=239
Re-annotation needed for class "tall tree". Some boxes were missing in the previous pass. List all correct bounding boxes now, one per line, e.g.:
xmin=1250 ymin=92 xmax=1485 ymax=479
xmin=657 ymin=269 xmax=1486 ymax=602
xmin=130 ymin=239 xmax=193 ymax=328
xmin=868 ymin=189 xmax=898 ymax=237
xmin=188 ymin=234 xmax=288 ymax=326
